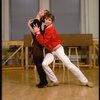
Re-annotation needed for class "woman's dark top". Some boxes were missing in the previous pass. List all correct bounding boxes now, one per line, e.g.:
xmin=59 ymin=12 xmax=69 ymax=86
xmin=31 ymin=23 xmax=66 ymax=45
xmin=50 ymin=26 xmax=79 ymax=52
xmin=30 ymin=19 xmax=44 ymax=58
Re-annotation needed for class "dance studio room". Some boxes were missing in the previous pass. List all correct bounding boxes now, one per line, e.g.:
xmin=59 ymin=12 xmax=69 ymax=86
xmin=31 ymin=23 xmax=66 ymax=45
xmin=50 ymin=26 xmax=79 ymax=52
xmin=2 ymin=0 xmax=99 ymax=100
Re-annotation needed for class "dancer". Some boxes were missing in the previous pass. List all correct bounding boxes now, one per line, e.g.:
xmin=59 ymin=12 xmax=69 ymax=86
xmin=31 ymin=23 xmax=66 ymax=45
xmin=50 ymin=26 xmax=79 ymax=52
xmin=33 ymin=12 xmax=93 ymax=87
xmin=27 ymin=10 xmax=49 ymax=88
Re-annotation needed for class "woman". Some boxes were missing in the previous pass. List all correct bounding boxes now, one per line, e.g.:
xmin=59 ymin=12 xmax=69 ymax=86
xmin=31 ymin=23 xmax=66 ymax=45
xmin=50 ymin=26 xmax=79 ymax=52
xmin=27 ymin=10 xmax=49 ymax=88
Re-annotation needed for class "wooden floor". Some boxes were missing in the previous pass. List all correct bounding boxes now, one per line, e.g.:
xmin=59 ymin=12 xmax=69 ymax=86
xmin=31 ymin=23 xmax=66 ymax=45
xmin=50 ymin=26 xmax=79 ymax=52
xmin=2 ymin=67 xmax=99 ymax=100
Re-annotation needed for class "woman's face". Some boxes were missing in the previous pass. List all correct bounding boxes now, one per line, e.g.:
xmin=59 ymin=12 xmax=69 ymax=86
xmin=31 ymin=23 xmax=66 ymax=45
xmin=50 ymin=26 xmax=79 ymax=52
xmin=38 ymin=10 xmax=46 ymax=17
xmin=44 ymin=17 xmax=52 ymax=27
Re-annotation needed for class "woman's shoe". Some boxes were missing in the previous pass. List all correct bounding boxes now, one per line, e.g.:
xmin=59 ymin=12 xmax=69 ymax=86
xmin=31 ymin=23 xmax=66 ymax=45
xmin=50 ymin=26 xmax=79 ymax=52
xmin=47 ymin=82 xmax=59 ymax=87
xmin=86 ymin=81 xmax=94 ymax=88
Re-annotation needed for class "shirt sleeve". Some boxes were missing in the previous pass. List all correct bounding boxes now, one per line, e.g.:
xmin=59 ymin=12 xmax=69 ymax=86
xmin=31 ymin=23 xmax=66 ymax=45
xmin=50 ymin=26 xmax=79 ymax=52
xmin=36 ymin=29 xmax=53 ymax=47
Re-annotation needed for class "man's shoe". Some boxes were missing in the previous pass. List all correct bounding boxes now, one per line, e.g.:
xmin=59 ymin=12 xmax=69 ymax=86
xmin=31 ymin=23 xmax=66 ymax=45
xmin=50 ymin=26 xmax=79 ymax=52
xmin=48 ymin=82 xmax=59 ymax=87
xmin=86 ymin=81 xmax=94 ymax=88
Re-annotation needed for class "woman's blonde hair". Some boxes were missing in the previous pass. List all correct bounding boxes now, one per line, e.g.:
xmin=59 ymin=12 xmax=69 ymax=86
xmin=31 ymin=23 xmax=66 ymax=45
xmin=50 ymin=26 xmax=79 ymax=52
xmin=40 ymin=10 xmax=50 ymax=22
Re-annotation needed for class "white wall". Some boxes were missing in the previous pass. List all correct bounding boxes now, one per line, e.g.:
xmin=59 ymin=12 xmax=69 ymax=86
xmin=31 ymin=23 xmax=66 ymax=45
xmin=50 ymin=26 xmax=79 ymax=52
xmin=88 ymin=0 xmax=99 ymax=39
xmin=81 ymin=0 xmax=99 ymax=39
xmin=39 ymin=0 xmax=50 ymax=10
xmin=2 ymin=0 xmax=9 ymax=41
xmin=80 ymin=0 xmax=86 ymax=33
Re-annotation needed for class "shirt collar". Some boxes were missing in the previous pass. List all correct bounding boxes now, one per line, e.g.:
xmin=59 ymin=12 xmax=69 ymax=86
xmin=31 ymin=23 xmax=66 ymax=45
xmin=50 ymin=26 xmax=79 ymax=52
xmin=46 ymin=24 xmax=53 ymax=29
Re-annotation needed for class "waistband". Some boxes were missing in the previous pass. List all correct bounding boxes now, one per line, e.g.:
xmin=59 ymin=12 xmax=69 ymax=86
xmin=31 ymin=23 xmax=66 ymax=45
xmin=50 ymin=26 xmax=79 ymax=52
xmin=52 ymin=44 xmax=62 ymax=51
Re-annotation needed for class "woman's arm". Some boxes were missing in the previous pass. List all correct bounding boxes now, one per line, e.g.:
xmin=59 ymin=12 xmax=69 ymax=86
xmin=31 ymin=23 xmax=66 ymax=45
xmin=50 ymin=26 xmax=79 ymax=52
xmin=27 ymin=19 xmax=35 ymax=35
xmin=28 ymin=10 xmax=46 ymax=35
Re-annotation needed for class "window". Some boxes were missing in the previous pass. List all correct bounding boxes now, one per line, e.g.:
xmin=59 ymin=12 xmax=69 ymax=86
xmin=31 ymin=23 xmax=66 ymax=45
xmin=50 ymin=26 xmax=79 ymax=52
xmin=50 ymin=0 xmax=80 ymax=34
xmin=9 ymin=0 xmax=39 ymax=40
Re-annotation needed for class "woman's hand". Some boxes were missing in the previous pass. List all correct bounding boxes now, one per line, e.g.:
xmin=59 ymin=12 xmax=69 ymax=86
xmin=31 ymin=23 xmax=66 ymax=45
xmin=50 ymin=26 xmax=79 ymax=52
xmin=27 ymin=19 xmax=35 ymax=35
xmin=33 ymin=24 xmax=40 ymax=35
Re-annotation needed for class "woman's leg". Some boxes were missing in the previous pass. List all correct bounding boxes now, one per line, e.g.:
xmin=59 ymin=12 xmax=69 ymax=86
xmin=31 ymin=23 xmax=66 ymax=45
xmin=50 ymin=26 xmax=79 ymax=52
xmin=52 ymin=46 xmax=88 ymax=85
xmin=33 ymin=57 xmax=48 ymax=85
xmin=42 ymin=53 xmax=59 ymax=83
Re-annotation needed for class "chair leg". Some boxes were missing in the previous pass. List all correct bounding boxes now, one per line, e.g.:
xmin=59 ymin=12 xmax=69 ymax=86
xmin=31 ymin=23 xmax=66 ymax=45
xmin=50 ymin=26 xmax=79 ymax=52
xmin=68 ymin=47 xmax=80 ymax=68
xmin=76 ymin=48 xmax=79 ymax=68
xmin=34 ymin=65 xmax=38 ymax=83
xmin=52 ymin=60 xmax=55 ymax=71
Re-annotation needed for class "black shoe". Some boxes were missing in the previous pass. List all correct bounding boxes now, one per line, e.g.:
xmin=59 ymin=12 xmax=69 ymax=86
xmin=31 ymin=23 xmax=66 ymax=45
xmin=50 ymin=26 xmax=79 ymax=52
xmin=37 ymin=84 xmax=47 ymax=88
xmin=37 ymin=82 xmax=48 ymax=88
xmin=36 ymin=82 xmax=41 ymax=87
xmin=36 ymin=81 xmax=48 ymax=88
